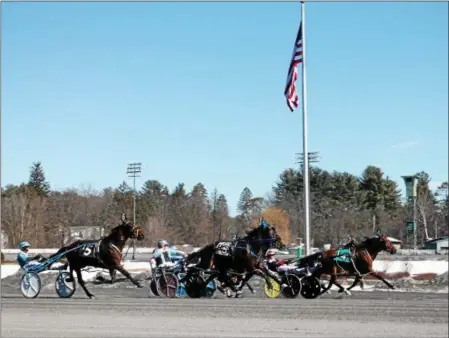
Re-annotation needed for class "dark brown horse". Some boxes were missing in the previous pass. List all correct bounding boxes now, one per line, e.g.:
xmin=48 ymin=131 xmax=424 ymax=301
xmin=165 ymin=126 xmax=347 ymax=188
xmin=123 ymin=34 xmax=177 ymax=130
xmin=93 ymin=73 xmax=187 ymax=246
xmin=48 ymin=214 xmax=145 ymax=298
xmin=312 ymin=230 xmax=397 ymax=296
xmin=186 ymin=218 xmax=285 ymax=297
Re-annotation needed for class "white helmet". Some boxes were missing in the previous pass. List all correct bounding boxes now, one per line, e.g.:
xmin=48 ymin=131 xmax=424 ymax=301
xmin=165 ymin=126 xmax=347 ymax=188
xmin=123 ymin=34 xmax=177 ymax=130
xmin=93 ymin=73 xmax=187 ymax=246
xmin=265 ymin=248 xmax=277 ymax=257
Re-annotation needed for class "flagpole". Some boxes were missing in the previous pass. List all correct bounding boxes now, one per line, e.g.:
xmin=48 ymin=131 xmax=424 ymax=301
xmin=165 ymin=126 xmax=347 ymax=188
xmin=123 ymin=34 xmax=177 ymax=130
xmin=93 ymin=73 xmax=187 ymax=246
xmin=300 ymin=0 xmax=311 ymax=256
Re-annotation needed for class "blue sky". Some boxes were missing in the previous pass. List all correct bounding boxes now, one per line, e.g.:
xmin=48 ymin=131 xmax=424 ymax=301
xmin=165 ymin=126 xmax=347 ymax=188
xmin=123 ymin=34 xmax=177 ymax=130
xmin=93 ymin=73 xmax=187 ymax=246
xmin=2 ymin=2 xmax=448 ymax=215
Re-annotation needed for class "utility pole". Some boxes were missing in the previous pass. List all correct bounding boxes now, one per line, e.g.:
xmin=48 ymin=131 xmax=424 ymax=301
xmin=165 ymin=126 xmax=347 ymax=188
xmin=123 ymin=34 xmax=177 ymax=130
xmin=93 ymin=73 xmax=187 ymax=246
xmin=296 ymin=151 xmax=320 ymax=171
xmin=126 ymin=162 xmax=142 ymax=259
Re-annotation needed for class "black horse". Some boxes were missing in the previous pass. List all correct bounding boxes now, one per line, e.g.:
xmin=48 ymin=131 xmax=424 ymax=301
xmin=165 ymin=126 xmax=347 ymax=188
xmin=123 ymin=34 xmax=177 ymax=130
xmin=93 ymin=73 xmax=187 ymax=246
xmin=186 ymin=218 xmax=285 ymax=297
xmin=48 ymin=214 xmax=145 ymax=299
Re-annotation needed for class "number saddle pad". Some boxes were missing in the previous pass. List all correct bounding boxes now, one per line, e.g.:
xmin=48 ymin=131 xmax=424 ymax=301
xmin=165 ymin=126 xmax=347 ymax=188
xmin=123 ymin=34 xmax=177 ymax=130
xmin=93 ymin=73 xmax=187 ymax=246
xmin=215 ymin=242 xmax=234 ymax=257
xmin=334 ymin=248 xmax=352 ymax=263
xmin=79 ymin=242 xmax=99 ymax=259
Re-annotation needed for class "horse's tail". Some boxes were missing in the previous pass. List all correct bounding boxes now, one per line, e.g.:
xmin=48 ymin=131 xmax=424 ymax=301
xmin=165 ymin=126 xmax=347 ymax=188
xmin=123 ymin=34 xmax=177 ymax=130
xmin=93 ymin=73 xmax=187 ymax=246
xmin=297 ymin=252 xmax=323 ymax=268
xmin=186 ymin=242 xmax=216 ymax=268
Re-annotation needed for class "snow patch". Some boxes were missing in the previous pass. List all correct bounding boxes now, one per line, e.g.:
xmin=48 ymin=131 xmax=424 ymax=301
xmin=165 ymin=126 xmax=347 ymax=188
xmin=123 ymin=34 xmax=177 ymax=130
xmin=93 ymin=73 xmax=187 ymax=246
xmin=373 ymin=260 xmax=448 ymax=276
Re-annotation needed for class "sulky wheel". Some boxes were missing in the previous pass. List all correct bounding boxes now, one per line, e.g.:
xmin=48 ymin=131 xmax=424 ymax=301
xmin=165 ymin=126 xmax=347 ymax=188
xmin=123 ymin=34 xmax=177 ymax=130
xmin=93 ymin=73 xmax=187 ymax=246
xmin=176 ymin=272 xmax=188 ymax=298
xmin=55 ymin=271 xmax=76 ymax=298
xmin=280 ymin=274 xmax=302 ymax=299
xmin=300 ymin=275 xmax=321 ymax=299
xmin=264 ymin=277 xmax=281 ymax=298
xmin=201 ymin=279 xmax=216 ymax=298
xmin=185 ymin=274 xmax=205 ymax=299
xmin=156 ymin=272 xmax=179 ymax=298
xmin=20 ymin=272 xmax=41 ymax=299
xmin=150 ymin=280 xmax=160 ymax=297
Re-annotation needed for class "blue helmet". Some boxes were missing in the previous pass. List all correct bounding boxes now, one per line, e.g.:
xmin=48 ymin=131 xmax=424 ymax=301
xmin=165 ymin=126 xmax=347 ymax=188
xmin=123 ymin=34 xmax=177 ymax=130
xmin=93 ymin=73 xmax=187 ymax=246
xmin=157 ymin=239 xmax=169 ymax=249
xmin=19 ymin=241 xmax=31 ymax=250
xmin=260 ymin=219 xmax=270 ymax=229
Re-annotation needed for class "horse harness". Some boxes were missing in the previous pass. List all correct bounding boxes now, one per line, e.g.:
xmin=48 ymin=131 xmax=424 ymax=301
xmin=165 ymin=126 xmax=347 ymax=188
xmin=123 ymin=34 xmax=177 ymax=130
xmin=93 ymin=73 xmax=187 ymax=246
xmin=79 ymin=239 xmax=124 ymax=269
xmin=214 ymin=240 xmax=241 ymax=259
xmin=332 ymin=246 xmax=363 ymax=277
xmin=214 ymin=236 xmax=275 ymax=268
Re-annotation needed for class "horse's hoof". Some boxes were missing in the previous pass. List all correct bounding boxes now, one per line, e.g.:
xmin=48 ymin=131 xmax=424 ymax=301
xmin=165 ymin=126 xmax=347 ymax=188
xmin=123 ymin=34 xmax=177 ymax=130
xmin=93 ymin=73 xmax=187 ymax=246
xmin=391 ymin=285 xmax=396 ymax=290
xmin=225 ymin=289 xmax=233 ymax=298
xmin=88 ymin=295 xmax=96 ymax=299
xmin=326 ymin=290 xmax=332 ymax=295
xmin=235 ymin=291 xmax=243 ymax=298
xmin=344 ymin=289 xmax=352 ymax=296
xmin=337 ymin=289 xmax=344 ymax=293
xmin=251 ymin=290 xmax=257 ymax=294
xmin=137 ymin=283 xmax=144 ymax=288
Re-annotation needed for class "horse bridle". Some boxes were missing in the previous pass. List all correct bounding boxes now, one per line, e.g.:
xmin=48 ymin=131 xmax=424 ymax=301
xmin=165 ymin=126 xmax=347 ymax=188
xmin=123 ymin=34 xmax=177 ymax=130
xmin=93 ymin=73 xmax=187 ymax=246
xmin=122 ymin=221 xmax=141 ymax=239
xmin=130 ymin=224 xmax=142 ymax=239
xmin=378 ymin=235 xmax=396 ymax=254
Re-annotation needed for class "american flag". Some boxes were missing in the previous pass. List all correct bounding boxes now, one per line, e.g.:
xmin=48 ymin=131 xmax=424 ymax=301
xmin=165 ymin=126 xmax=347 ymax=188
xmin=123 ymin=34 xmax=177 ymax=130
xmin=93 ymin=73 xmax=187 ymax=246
xmin=284 ymin=21 xmax=303 ymax=112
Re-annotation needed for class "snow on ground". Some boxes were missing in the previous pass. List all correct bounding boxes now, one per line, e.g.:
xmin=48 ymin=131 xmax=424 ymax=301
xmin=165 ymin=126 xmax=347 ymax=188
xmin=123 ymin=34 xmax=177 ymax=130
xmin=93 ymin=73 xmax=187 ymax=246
xmin=373 ymin=260 xmax=449 ymax=276
xmin=2 ymin=260 xmax=448 ymax=280
xmin=2 ymin=259 xmax=447 ymax=294
xmin=1 ymin=260 xmax=150 ymax=280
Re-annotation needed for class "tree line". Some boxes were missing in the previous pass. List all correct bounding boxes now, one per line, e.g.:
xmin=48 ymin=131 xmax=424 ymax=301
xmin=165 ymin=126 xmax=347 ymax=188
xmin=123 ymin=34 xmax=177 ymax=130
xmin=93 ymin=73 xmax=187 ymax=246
xmin=1 ymin=161 xmax=447 ymax=248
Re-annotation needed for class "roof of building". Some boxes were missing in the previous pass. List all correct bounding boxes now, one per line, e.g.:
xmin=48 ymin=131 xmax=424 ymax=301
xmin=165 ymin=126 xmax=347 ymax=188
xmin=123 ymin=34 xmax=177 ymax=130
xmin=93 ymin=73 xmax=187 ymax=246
xmin=425 ymin=237 xmax=448 ymax=243
xmin=387 ymin=236 xmax=402 ymax=243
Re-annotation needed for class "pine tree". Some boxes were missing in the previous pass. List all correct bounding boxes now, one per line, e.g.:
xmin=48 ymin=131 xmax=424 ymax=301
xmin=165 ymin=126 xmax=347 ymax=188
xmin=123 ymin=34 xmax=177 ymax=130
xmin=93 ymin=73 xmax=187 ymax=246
xmin=237 ymin=187 xmax=253 ymax=215
xmin=28 ymin=162 xmax=51 ymax=197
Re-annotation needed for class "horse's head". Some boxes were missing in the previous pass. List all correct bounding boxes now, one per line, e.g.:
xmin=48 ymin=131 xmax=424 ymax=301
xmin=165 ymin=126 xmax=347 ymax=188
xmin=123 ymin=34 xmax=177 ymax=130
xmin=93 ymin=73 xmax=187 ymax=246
xmin=376 ymin=230 xmax=397 ymax=255
xmin=115 ymin=213 xmax=145 ymax=241
xmin=360 ymin=230 xmax=397 ymax=255
xmin=270 ymin=228 xmax=286 ymax=250
xmin=246 ymin=218 xmax=286 ymax=252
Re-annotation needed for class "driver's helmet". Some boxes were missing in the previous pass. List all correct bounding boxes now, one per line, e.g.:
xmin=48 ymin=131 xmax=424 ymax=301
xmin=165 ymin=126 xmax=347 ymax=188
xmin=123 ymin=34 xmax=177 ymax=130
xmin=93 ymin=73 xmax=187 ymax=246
xmin=260 ymin=219 xmax=270 ymax=229
xmin=265 ymin=248 xmax=277 ymax=258
xmin=18 ymin=241 xmax=31 ymax=250
xmin=157 ymin=239 xmax=169 ymax=249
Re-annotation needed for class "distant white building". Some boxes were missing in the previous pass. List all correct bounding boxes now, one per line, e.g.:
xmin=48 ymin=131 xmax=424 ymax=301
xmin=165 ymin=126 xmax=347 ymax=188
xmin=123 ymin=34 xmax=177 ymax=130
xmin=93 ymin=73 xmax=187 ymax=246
xmin=65 ymin=225 xmax=104 ymax=244
xmin=387 ymin=237 xmax=403 ymax=250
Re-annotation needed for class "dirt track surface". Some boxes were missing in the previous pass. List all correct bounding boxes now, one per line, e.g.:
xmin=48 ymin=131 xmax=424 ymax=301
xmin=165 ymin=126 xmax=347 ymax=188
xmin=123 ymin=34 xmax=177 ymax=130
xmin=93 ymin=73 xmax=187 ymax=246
xmin=2 ymin=289 xmax=448 ymax=338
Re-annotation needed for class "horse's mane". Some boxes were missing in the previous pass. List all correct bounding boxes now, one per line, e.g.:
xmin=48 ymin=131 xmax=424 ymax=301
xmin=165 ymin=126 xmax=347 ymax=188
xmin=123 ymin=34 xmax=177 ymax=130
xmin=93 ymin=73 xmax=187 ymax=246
xmin=245 ymin=227 xmax=259 ymax=238
xmin=109 ymin=222 xmax=127 ymax=234
xmin=245 ymin=225 xmax=271 ymax=239
xmin=356 ymin=235 xmax=380 ymax=249
xmin=110 ymin=225 xmax=120 ymax=233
